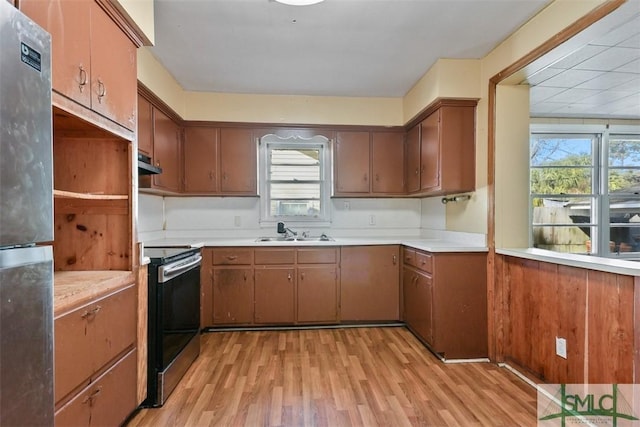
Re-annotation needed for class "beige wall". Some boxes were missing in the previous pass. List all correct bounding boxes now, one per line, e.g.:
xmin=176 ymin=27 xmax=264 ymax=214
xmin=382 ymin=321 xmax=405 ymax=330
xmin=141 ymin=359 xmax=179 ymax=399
xmin=135 ymin=0 xmax=609 ymax=239
xmin=117 ymin=0 xmax=155 ymax=45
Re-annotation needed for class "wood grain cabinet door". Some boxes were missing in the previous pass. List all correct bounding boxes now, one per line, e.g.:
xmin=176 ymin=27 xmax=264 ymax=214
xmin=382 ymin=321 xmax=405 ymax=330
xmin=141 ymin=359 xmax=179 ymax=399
xmin=372 ymin=132 xmax=405 ymax=194
xmin=414 ymin=271 xmax=434 ymax=345
xmin=137 ymin=94 xmax=153 ymax=156
xmin=20 ymin=0 xmax=91 ymax=109
xmin=89 ymin=2 xmax=137 ymax=130
xmin=254 ymin=267 xmax=295 ymax=324
xmin=340 ymin=246 xmax=400 ymax=321
xmin=334 ymin=131 xmax=370 ymax=194
xmin=405 ymin=125 xmax=421 ymax=193
xmin=420 ymin=111 xmax=440 ymax=191
xmin=213 ymin=267 xmax=254 ymax=325
xmin=152 ymin=109 xmax=181 ymax=192
xmin=184 ymin=127 xmax=219 ymax=193
xmin=297 ymin=266 xmax=338 ymax=323
xmin=219 ymin=128 xmax=257 ymax=194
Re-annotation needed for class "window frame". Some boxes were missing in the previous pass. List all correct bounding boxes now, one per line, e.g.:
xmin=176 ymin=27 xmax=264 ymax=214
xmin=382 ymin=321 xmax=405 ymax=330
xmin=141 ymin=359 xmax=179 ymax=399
xmin=529 ymin=124 xmax=640 ymax=258
xmin=258 ymin=134 xmax=332 ymax=226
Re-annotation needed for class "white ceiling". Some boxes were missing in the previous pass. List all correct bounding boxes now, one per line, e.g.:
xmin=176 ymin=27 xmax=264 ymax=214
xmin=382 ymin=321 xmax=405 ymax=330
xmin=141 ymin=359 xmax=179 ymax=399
xmin=523 ymin=0 xmax=640 ymax=120
xmin=151 ymin=0 xmax=549 ymax=98
xmin=150 ymin=0 xmax=640 ymax=120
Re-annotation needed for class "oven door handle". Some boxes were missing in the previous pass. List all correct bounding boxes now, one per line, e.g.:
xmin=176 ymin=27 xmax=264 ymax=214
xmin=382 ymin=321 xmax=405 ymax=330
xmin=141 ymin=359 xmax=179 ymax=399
xmin=159 ymin=255 xmax=202 ymax=283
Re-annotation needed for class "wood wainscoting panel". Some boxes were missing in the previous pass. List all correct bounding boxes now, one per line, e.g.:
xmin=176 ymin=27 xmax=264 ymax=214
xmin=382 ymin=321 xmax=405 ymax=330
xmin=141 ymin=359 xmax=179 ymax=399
xmin=501 ymin=255 xmax=635 ymax=385
xmin=587 ymin=271 xmax=634 ymax=384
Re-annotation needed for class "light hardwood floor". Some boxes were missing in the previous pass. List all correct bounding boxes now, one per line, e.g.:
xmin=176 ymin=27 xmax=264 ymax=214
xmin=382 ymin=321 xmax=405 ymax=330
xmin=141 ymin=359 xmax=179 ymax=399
xmin=128 ymin=327 xmax=537 ymax=426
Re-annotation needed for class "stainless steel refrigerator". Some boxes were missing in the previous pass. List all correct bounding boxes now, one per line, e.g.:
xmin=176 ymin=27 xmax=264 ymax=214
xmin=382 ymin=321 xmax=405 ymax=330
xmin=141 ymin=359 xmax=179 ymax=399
xmin=0 ymin=2 xmax=54 ymax=425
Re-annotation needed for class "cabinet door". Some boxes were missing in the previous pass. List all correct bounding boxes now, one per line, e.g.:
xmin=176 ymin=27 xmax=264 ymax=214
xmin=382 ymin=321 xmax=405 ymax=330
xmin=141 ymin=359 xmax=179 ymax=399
xmin=297 ymin=266 xmax=338 ymax=323
xmin=340 ymin=246 xmax=400 ymax=321
xmin=219 ymin=128 xmax=256 ymax=194
xmin=372 ymin=132 xmax=404 ymax=194
xmin=137 ymin=94 xmax=153 ymax=156
xmin=20 ymin=0 xmax=91 ymax=109
xmin=406 ymin=124 xmax=421 ymax=193
xmin=89 ymin=2 xmax=137 ymax=130
xmin=420 ymin=111 xmax=440 ymax=191
xmin=254 ymin=267 xmax=295 ymax=324
xmin=184 ymin=127 xmax=219 ymax=193
xmin=414 ymin=271 xmax=434 ymax=345
xmin=439 ymin=105 xmax=476 ymax=194
xmin=334 ymin=131 xmax=370 ymax=194
xmin=402 ymin=267 xmax=418 ymax=325
xmin=152 ymin=109 xmax=181 ymax=192
xmin=213 ymin=267 xmax=253 ymax=325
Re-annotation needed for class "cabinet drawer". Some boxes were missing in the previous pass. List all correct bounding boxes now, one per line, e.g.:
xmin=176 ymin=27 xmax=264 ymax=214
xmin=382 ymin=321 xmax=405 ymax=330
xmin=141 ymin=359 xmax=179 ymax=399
xmin=55 ymin=349 xmax=137 ymax=427
xmin=254 ymin=249 xmax=295 ymax=265
xmin=403 ymin=247 xmax=416 ymax=267
xmin=55 ymin=284 xmax=136 ymax=403
xmin=297 ymin=248 xmax=338 ymax=264
xmin=415 ymin=251 xmax=433 ymax=273
xmin=213 ymin=248 xmax=253 ymax=265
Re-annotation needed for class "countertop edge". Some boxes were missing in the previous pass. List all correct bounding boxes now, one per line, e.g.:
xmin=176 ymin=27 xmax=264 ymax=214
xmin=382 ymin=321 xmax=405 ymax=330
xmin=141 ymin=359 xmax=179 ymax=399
xmin=54 ymin=270 xmax=136 ymax=316
xmin=497 ymin=248 xmax=640 ymax=277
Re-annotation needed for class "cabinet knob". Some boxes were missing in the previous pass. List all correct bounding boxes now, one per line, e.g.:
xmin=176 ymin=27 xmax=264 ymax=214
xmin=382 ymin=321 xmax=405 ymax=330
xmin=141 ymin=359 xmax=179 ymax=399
xmin=226 ymin=255 xmax=237 ymax=260
xmin=301 ymin=272 xmax=305 ymax=280
xmin=393 ymin=254 xmax=397 ymax=265
xmin=78 ymin=65 xmax=87 ymax=92
xmin=364 ymin=173 xmax=368 ymax=182
xmin=287 ymin=273 xmax=292 ymax=281
xmin=376 ymin=174 xmax=380 ymax=182
xmin=415 ymin=168 xmax=419 ymax=175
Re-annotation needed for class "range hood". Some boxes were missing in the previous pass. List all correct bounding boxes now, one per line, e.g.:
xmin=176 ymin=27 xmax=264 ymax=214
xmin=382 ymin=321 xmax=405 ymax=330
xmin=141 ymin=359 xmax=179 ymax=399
xmin=138 ymin=152 xmax=162 ymax=175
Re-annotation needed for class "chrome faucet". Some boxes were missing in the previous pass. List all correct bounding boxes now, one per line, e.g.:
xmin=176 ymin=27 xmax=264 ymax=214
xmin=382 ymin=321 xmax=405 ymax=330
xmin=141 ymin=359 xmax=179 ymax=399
xmin=277 ymin=222 xmax=297 ymax=238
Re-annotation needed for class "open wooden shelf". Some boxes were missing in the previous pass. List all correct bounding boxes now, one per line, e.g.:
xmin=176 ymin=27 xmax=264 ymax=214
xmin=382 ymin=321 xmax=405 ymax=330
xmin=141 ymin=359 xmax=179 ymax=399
xmin=53 ymin=270 xmax=135 ymax=316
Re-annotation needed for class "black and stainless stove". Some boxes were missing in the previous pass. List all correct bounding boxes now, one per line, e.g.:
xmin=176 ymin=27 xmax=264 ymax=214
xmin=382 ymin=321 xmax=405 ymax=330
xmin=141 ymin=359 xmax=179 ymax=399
xmin=143 ymin=246 xmax=202 ymax=407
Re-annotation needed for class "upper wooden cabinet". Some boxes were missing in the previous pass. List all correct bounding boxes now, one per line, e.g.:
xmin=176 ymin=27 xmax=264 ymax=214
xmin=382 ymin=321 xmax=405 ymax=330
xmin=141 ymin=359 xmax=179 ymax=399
xmin=407 ymin=100 xmax=477 ymax=196
xmin=334 ymin=131 xmax=370 ymax=194
xmin=219 ymin=128 xmax=257 ymax=195
xmin=183 ymin=127 xmax=219 ymax=193
xmin=334 ymin=130 xmax=405 ymax=196
xmin=137 ymin=94 xmax=153 ymax=156
xmin=20 ymin=0 xmax=137 ymax=131
xmin=150 ymin=109 xmax=181 ymax=193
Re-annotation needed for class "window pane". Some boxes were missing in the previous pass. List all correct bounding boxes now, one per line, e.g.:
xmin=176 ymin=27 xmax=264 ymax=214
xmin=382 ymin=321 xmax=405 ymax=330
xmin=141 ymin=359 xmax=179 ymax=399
xmin=530 ymin=167 xmax=592 ymax=194
xmin=530 ymin=136 xmax=592 ymax=167
xmin=270 ymin=148 xmax=320 ymax=165
xmin=270 ymin=200 xmax=321 ymax=217
xmin=607 ymin=226 xmax=640 ymax=254
xmin=608 ymin=168 xmax=640 ymax=192
xmin=532 ymin=226 xmax=592 ymax=253
xmin=532 ymin=197 xmax=594 ymax=225
xmin=609 ymin=136 xmax=640 ymax=167
xmin=270 ymin=164 xmax=320 ymax=181
xmin=270 ymin=183 xmax=320 ymax=199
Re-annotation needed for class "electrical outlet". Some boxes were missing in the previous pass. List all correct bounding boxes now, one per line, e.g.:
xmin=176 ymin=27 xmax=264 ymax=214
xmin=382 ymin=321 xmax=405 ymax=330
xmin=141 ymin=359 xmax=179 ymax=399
xmin=369 ymin=215 xmax=376 ymax=225
xmin=343 ymin=200 xmax=350 ymax=211
xmin=555 ymin=337 xmax=567 ymax=359
xmin=234 ymin=216 xmax=241 ymax=227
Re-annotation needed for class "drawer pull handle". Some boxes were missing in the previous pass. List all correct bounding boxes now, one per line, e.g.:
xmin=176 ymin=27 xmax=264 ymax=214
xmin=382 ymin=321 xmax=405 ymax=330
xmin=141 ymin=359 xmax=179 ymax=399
xmin=81 ymin=305 xmax=102 ymax=319
xmin=226 ymin=255 xmax=238 ymax=260
xmin=393 ymin=254 xmax=397 ymax=265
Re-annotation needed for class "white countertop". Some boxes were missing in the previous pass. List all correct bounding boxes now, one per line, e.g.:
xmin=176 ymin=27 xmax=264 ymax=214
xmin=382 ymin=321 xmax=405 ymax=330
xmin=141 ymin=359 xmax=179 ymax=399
xmin=143 ymin=237 xmax=488 ymax=253
xmin=497 ymin=248 xmax=640 ymax=276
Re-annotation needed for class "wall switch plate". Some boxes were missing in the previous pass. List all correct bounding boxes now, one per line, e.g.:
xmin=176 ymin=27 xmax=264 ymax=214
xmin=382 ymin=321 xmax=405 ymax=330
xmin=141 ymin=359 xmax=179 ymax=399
xmin=555 ymin=337 xmax=567 ymax=359
xmin=343 ymin=201 xmax=350 ymax=210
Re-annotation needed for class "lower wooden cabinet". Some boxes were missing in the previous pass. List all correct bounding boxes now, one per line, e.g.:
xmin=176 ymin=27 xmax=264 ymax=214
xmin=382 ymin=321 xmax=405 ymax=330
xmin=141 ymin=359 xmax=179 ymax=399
xmin=340 ymin=245 xmax=400 ymax=322
xmin=54 ymin=284 xmax=136 ymax=426
xmin=402 ymin=248 xmax=487 ymax=359
xmin=254 ymin=267 xmax=295 ymax=324
xmin=212 ymin=267 xmax=253 ymax=325
xmin=297 ymin=265 xmax=338 ymax=323
xmin=55 ymin=349 xmax=137 ymax=427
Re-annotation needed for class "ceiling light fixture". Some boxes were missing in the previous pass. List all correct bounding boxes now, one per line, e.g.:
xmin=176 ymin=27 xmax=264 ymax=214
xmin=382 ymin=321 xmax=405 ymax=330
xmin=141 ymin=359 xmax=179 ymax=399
xmin=274 ymin=0 xmax=325 ymax=5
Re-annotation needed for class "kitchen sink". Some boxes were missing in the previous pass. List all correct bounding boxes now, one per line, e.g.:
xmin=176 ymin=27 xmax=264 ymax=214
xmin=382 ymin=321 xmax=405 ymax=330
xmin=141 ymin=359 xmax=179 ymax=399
xmin=255 ymin=235 xmax=334 ymax=242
